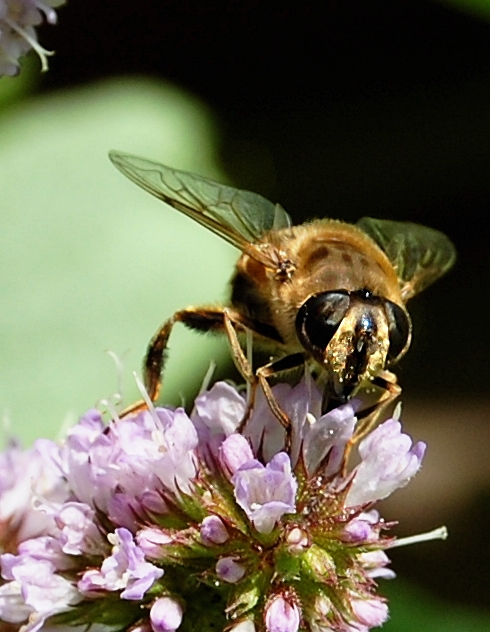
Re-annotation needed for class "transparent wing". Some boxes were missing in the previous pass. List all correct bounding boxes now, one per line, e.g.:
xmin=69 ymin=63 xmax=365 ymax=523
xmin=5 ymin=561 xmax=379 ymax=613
xmin=109 ymin=151 xmax=292 ymax=251
xmin=357 ymin=217 xmax=456 ymax=300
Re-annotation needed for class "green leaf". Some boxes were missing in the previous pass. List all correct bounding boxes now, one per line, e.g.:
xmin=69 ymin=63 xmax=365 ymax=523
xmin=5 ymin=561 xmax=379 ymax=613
xmin=0 ymin=78 xmax=235 ymax=444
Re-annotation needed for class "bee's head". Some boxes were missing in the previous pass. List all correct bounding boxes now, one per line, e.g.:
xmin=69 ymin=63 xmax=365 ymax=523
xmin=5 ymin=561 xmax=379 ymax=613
xmin=295 ymin=289 xmax=411 ymax=402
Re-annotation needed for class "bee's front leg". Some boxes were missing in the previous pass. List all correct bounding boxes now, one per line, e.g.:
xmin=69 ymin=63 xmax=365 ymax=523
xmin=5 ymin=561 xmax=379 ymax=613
xmin=335 ymin=370 xmax=401 ymax=471
xmin=351 ymin=369 xmax=402 ymax=443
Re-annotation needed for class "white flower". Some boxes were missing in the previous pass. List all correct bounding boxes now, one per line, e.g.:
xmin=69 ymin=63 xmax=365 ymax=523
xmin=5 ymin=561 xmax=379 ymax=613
xmin=0 ymin=0 xmax=65 ymax=76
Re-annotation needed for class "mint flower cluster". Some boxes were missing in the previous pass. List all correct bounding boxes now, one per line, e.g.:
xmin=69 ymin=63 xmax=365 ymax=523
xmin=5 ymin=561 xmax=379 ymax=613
xmin=0 ymin=0 xmax=65 ymax=76
xmin=0 ymin=376 xmax=427 ymax=632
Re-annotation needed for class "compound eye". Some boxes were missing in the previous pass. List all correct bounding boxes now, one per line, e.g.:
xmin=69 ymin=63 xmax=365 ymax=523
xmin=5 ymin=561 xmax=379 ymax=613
xmin=385 ymin=300 xmax=412 ymax=362
xmin=296 ymin=291 xmax=350 ymax=353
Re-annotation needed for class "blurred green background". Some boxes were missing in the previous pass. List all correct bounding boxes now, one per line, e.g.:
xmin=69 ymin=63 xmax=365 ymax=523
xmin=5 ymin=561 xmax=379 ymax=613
xmin=1 ymin=0 xmax=490 ymax=629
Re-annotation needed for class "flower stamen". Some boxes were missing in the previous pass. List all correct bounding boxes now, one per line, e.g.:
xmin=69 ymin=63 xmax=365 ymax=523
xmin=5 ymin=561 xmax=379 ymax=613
xmin=389 ymin=525 xmax=448 ymax=549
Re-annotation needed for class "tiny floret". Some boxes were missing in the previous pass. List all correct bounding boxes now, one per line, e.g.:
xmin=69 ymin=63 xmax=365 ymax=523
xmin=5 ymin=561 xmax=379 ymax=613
xmin=78 ymin=528 xmax=164 ymax=600
xmin=232 ymin=451 xmax=297 ymax=534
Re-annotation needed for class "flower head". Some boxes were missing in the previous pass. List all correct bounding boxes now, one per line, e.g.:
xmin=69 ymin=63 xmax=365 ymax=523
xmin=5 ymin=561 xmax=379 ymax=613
xmin=0 ymin=375 xmax=436 ymax=632
xmin=0 ymin=0 xmax=65 ymax=76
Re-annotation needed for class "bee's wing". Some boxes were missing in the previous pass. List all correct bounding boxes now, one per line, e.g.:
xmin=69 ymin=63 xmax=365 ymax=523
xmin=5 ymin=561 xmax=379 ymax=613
xmin=357 ymin=217 xmax=456 ymax=300
xmin=109 ymin=151 xmax=292 ymax=260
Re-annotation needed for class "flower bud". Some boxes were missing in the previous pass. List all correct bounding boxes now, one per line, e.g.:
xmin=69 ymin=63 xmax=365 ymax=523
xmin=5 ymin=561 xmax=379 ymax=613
xmin=150 ymin=597 xmax=183 ymax=632
xmin=302 ymin=545 xmax=336 ymax=582
xmin=219 ymin=434 xmax=254 ymax=475
xmin=350 ymin=596 xmax=388 ymax=628
xmin=137 ymin=528 xmax=173 ymax=559
xmin=286 ymin=527 xmax=308 ymax=552
xmin=200 ymin=515 xmax=229 ymax=545
xmin=265 ymin=595 xmax=300 ymax=632
xmin=216 ymin=557 xmax=246 ymax=583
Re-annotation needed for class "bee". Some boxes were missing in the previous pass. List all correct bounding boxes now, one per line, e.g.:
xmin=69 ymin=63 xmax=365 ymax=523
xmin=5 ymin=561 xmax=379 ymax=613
xmin=109 ymin=151 xmax=456 ymax=432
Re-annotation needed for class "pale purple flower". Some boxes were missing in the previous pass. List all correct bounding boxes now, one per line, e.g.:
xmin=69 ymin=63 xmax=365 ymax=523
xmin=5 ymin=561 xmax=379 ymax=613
xmin=345 ymin=419 xmax=426 ymax=507
xmin=232 ymin=452 xmax=297 ymax=534
xmin=55 ymin=502 xmax=103 ymax=556
xmin=78 ymin=528 xmax=163 ymax=600
xmin=6 ymin=536 xmax=74 ymax=572
xmin=108 ymin=489 xmax=168 ymax=532
xmin=265 ymin=595 xmax=301 ymax=632
xmin=0 ymin=0 xmax=65 ymax=76
xmin=301 ymin=401 xmax=357 ymax=478
xmin=57 ymin=407 xmax=198 ymax=517
xmin=193 ymin=381 xmax=246 ymax=438
xmin=150 ymin=597 xmax=183 ymax=632
xmin=0 ymin=440 xmax=68 ymax=546
xmin=207 ymin=375 xmax=357 ymax=480
xmin=12 ymin=560 xmax=77 ymax=614
xmin=0 ymin=555 xmax=81 ymax=632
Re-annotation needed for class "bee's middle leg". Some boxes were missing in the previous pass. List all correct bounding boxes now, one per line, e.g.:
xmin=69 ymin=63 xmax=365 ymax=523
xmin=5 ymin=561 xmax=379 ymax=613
xmin=222 ymin=311 xmax=305 ymax=442
xmin=254 ymin=353 xmax=307 ymax=431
